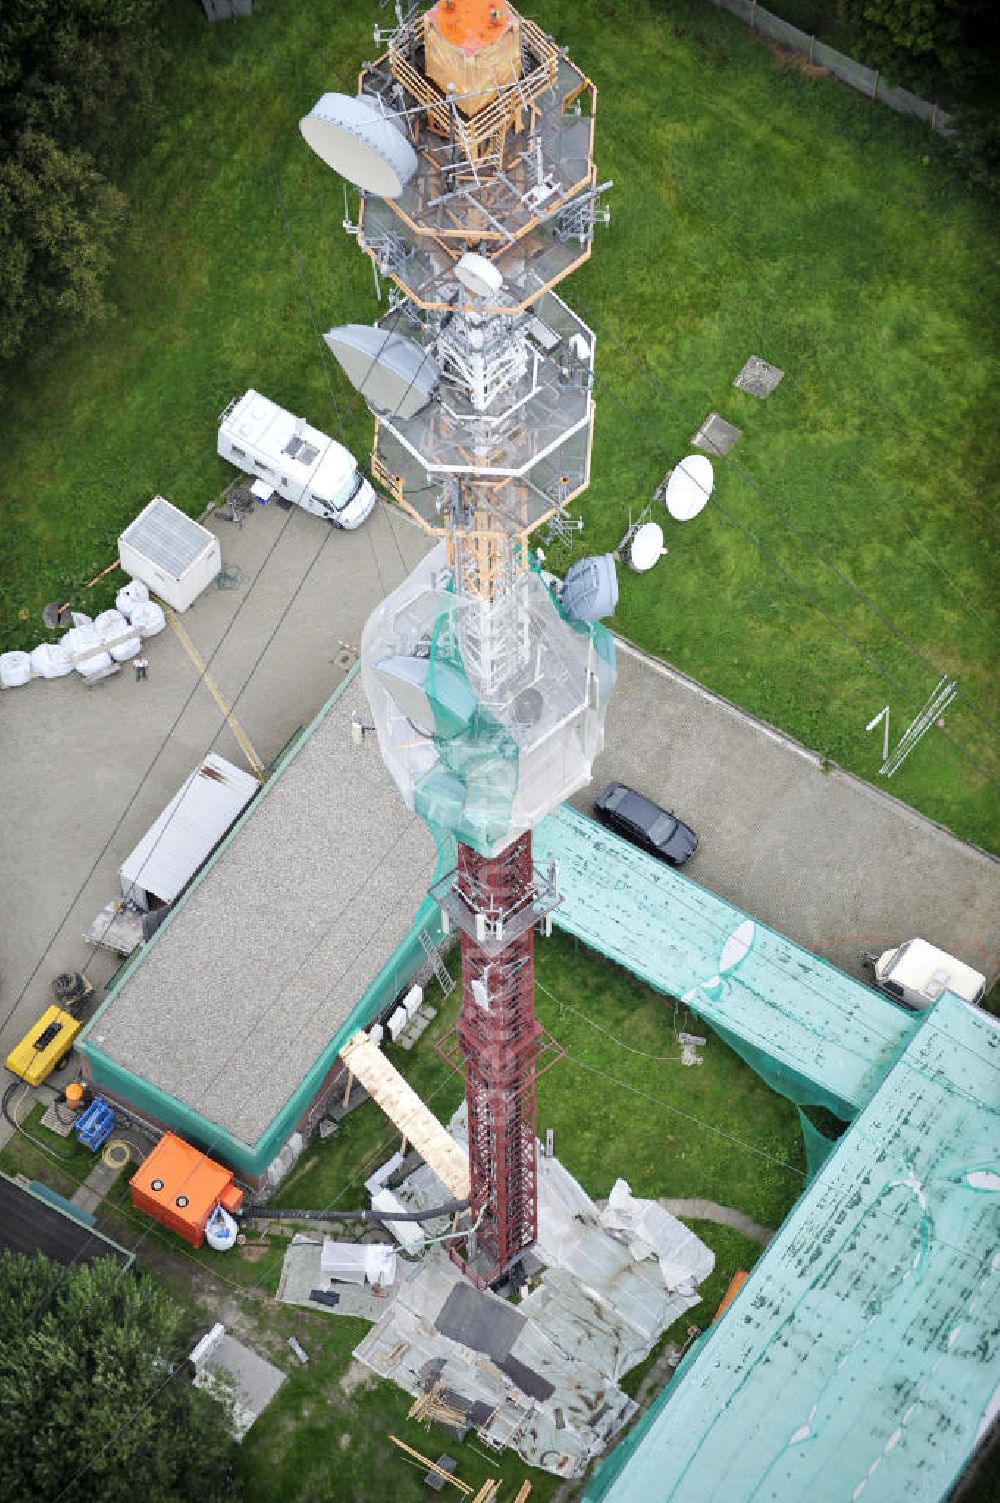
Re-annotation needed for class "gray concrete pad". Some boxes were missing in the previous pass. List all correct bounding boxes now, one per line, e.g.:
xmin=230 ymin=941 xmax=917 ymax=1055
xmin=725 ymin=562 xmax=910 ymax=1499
xmin=576 ymin=642 xmax=999 ymax=987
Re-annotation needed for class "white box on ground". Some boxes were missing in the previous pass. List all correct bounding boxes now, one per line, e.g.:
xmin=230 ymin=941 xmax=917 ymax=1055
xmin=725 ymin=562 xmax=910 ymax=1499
xmin=118 ymin=496 xmax=221 ymax=612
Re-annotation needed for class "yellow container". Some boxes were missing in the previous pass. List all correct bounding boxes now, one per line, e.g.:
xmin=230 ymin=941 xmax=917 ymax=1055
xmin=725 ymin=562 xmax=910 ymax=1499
xmin=5 ymin=1006 xmax=83 ymax=1087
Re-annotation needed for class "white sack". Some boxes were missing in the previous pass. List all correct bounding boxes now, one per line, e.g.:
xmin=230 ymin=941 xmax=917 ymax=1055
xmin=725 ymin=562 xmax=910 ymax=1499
xmin=0 ymin=651 xmax=31 ymax=688
xmin=94 ymin=608 xmax=128 ymax=640
xmin=130 ymin=601 xmax=166 ymax=637
xmin=30 ymin=642 xmax=73 ymax=679
xmin=76 ymin=651 xmax=114 ymax=680
xmin=110 ymin=636 xmax=142 ymax=663
xmin=115 ymin=579 xmax=149 ymax=620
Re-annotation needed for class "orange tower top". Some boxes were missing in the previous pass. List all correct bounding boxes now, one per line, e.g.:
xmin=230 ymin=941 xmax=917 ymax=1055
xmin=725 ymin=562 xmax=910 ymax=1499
xmin=429 ymin=0 xmax=513 ymax=55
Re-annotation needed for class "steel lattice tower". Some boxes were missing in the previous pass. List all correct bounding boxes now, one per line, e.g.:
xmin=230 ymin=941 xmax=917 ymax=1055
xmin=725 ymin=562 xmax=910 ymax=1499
xmin=301 ymin=0 xmax=616 ymax=1286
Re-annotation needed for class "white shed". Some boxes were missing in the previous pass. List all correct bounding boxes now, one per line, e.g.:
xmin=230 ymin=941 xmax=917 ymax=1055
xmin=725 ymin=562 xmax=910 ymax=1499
xmin=118 ymin=496 xmax=221 ymax=611
xmin=120 ymin=754 xmax=259 ymax=911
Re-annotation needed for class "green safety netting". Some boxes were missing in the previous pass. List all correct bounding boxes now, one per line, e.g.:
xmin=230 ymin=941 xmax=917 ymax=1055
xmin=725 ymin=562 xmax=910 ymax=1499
xmin=362 ymin=545 xmax=617 ymax=857
xmin=533 ymin=804 xmax=919 ymax=1119
xmin=797 ymin=1107 xmax=838 ymax=1182
xmin=583 ymin=992 xmax=1000 ymax=1503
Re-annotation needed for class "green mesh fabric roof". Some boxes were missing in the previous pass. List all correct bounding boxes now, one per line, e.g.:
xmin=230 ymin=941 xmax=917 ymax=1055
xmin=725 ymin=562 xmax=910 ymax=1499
xmin=534 ymin=806 xmax=917 ymax=1119
xmin=585 ymin=991 xmax=1000 ymax=1503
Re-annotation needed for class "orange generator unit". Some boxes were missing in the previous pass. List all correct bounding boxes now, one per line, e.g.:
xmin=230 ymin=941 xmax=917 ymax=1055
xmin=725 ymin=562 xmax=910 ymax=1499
xmin=130 ymin=1132 xmax=243 ymax=1248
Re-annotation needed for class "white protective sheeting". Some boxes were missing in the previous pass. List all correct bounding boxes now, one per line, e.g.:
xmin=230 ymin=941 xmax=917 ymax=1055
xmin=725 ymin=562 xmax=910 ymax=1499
xmin=320 ymin=1239 xmax=397 ymax=1286
xmin=600 ymin=1178 xmax=715 ymax=1293
xmin=119 ymin=753 xmax=258 ymax=909
xmin=371 ymin=1187 xmax=426 ymax=1255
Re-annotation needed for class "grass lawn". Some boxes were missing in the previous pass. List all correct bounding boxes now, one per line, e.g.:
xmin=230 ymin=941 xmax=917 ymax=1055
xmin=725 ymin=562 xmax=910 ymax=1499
xmin=0 ymin=0 xmax=995 ymax=849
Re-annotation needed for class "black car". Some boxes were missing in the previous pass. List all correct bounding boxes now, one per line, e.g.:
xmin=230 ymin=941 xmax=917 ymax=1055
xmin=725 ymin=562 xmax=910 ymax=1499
xmin=594 ymin=781 xmax=698 ymax=867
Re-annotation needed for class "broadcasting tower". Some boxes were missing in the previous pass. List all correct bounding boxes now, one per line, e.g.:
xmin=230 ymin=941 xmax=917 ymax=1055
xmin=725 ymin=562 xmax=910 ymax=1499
xmin=300 ymin=0 xmax=617 ymax=1286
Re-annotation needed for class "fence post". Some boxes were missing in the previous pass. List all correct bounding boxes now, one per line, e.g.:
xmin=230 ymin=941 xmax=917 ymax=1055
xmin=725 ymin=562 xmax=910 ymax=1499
xmin=872 ymin=68 xmax=879 ymax=102
xmin=931 ymin=101 xmax=938 ymax=131
xmin=809 ymin=33 xmax=815 ymax=64
xmin=751 ymin=0 xmax=757 ymax=30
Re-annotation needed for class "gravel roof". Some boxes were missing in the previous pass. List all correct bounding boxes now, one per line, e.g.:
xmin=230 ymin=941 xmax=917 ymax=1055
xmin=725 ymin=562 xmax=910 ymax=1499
xmin=89 ymin=675 xmax=439 ymax=1147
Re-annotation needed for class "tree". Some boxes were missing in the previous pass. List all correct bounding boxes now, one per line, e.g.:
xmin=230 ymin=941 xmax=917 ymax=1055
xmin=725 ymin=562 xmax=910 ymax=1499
xmin=0 ymin=131 xmax=126 ymax=359
xmin=0 ymin=1250 xmax=242 ymax=1503
xmin=0 ymin=0 xmax=166 ymax=362
xmin=840 ymin=0 xmax=999 ymax=94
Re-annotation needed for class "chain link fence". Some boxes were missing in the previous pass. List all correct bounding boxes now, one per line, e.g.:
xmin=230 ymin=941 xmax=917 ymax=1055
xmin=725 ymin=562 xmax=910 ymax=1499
xmin=706 ymin=0 xmax=953 ymax=135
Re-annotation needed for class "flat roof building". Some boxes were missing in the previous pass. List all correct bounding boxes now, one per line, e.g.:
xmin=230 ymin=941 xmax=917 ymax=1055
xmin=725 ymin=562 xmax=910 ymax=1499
xmin=79 ymin=672 xmax=449 ymax=1187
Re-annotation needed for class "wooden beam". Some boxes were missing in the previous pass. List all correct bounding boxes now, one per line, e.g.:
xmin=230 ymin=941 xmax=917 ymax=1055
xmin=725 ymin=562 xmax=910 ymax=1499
xmin=388 ymin=1436 xmax=473 ymax=1495
xmin=340 ymin=1032 xmax=470 ymax=1198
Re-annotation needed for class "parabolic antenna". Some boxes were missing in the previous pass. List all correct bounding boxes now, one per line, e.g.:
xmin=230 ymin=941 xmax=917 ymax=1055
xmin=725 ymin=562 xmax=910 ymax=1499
xmin=455 ymin=251 xmax=504 ymax=300
xmin=665 ymin=454 xmax=714 ymax=521
xmin=299 ymin=93 xmax=417 ymax=199
xmin=561 ymin=554 xmax=618 ymax=622
xmin=376 ymin=656 xmax=478 ymax=740
xmin=325 ymin=324 xmax=440 ymax=420
xmin=626 ymin=522 xmax=667 ymax=573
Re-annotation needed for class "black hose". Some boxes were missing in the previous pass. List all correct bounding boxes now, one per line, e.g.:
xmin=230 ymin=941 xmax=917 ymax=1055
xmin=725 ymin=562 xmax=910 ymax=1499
xmin=240 ymin=1196 xmax=469 ymax=1224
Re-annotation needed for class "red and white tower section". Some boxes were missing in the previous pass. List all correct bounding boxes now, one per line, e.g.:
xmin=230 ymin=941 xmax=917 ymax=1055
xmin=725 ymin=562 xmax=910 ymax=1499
xmin=300 ymin=0 xmax=617 ymax=1286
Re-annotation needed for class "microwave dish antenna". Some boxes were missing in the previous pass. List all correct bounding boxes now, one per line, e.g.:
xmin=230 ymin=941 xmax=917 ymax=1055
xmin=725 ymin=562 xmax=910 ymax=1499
xmin=454 ymin=251 xmax=504 ymax=300
xmin=299 ymin=93 xmax=418 ymax=198
xmin=664 ymin=454 xmax=714 ymax=521
xmin=325 ymin=324 xmax=440 ymax=419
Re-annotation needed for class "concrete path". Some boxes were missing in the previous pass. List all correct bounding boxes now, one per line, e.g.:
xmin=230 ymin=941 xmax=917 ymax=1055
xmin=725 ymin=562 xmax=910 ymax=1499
xmin=71 ymin=1155 xmax=125 ymax=1218
xmin=659 ymin=1198 xmax=773 ymax=1248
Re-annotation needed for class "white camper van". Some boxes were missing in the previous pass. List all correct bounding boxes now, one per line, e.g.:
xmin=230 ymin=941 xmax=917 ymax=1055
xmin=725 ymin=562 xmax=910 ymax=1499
xmin=863 ymin=938 xmax=987 ymax=1012
xmin=218 ymin=389 xmax=376 ymax=529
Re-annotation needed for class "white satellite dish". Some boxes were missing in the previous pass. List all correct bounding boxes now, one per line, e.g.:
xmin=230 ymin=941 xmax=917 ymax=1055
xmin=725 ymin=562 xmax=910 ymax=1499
xmin=665 ymin=454 xmax=714 ymax=521
xmin=626 ymin=522 xmax=667 ymax=573
xmin=325 ymin=324 xmax=440 ymax=419
xmin=455 ymin=252 xmax=504 ymax=300
xmin=299 ymin=93 xmax=418 ymax=199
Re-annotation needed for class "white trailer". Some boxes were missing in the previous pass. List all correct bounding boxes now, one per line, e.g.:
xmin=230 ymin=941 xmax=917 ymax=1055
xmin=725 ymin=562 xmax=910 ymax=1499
xmin=119 ymin=753 xmax=259 ymax=912
xmin=217 ymin=389 xmax=376 ymax=529
xmin=863 ymin=937 xmax=986 ymax=1011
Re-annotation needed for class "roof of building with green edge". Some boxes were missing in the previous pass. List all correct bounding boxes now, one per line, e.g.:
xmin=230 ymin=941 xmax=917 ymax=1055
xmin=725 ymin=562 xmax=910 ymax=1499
xmin=78 ymin=669 xmax=454 ymax=1179
xmin=534 ymin=804 xmax=918 ymax=1119
xmin=582 ymin=989 xmax=1000 ymax=1503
